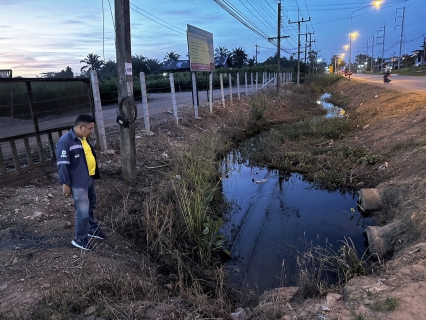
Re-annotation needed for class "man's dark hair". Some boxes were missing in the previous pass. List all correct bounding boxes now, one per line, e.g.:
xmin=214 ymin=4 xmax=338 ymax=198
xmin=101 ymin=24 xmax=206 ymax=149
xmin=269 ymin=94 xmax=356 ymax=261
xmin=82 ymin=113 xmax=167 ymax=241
xmin=75 ymin=114 xmax=95 ymax=126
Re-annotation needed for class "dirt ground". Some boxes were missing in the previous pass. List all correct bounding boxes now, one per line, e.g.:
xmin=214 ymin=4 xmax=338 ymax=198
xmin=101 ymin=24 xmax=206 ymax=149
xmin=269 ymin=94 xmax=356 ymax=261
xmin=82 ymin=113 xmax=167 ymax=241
xmin=1 ymin=79 xmax=426 ymax=319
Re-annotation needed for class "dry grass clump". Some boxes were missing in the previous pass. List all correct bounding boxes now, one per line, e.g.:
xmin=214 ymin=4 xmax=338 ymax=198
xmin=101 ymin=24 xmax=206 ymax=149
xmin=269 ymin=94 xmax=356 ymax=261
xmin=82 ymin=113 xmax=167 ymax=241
xmin=295 ymin=236 xmax=381 ymax=300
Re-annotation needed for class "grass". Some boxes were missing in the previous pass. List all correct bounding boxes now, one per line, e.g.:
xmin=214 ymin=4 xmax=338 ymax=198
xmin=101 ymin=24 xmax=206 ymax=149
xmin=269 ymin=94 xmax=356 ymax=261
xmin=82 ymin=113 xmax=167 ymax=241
xmin=295 ymin=236 xmax=381 ymax=299
xmin=29 ymin=267 xmax=152 ymax=320
xmin=371 ymin=295 xmax=399 ymax=312
xmin=351 ymin=310 xmax=368 ymax=320
xmin=303 ymin=74 xmax=344 ymax=90
xmin=237 ymin=115 xmax=383 ymax=190
xmin=169 ymin=133 xmax=228 ymax=265
xmin=392 ymin=66 xmax=426 ymax=76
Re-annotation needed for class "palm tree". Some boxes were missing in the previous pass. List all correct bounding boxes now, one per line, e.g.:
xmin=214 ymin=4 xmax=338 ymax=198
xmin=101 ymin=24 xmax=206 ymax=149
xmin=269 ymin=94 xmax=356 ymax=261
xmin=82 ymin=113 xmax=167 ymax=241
xmin=80 ymin=53 xmax=104 ymax=73
xmin=146 ymin=58 xmax=161 ymax=73
xmin=215 ymin=46 xmax=230 ymax=58
xmin=164 ymin=51 xmax=181 ymax=62
xmin=132 ymin=54 xmax=150 ymax=75
xmin=231 ymin=47 xmax=248 ymax=68
xmin=99 ymin=60 xmax=117 ymax=80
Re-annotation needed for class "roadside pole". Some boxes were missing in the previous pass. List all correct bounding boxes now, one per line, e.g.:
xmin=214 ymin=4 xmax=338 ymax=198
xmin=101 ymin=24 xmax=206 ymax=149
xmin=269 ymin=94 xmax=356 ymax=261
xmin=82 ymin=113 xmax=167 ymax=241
xmin=90 ymin=71 xmax=107 ymax=151
xmin=115 ymin=0 xmax=136 ymax=182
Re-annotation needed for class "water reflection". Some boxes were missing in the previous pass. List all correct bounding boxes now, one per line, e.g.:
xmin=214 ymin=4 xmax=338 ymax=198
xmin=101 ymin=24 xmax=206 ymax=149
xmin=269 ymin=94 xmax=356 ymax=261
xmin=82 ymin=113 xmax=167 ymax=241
xmin=221 ymin=151 xmax=373 ymax=294
xmin=317 ymin=93 xmax=345 ymax=118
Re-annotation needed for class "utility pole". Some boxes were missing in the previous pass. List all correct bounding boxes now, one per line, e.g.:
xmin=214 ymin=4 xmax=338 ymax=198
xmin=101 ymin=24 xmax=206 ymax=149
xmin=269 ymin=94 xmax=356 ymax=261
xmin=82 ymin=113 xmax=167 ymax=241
xmin=396 ymin=5 xmax=405 ymax=69
xmin=255 ymin=44 xmax=259 ymax=65
xmin=289 ymin=11 xmax=310 ymax=84
xmin=277 ymin=1 xmax=281 ymax=94
xmin=304 ymin=27 xmax=308 ymax=64
xmin=115 ymin=0 xmax=137 ymax=182
xmin=423 ymin=37 xmax=426 ymax=70
xmin=268 ymin=0 xmax=289 ymax=94
xmin=307 ymin=32 xmax=315 ymax=74
xmin=369 ymin=36 xmax=375 ymax=71
xmin=377 ymin=23 xmax=386 ymax=71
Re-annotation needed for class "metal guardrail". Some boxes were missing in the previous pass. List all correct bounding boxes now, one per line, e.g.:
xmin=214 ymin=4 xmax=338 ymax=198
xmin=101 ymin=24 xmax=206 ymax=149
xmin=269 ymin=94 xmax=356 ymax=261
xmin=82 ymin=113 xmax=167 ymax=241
xmin=0 ymin=126 xmax=71 ymax=184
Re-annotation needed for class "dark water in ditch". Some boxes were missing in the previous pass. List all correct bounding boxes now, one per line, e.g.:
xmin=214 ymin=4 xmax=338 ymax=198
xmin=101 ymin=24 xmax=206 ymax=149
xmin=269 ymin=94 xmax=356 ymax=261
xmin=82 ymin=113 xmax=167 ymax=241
xmin=221 ymin=93 xmax=374 ymax=293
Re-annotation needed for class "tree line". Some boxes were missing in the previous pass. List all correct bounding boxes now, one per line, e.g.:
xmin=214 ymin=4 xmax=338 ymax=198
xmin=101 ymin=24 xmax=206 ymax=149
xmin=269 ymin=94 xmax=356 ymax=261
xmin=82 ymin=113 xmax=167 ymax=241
xmin=40 ymin=45 xmax=304 ymax=80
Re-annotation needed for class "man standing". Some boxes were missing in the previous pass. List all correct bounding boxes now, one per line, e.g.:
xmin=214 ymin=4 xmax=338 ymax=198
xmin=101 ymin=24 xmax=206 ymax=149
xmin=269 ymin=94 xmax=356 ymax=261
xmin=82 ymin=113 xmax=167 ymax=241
xmin=56 ymin=114 xmax=106 ymax=250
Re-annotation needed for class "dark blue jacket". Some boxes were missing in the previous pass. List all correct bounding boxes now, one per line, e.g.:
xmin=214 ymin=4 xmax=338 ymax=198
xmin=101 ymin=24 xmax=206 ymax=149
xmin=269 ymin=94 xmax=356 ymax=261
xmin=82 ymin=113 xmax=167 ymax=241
xmin=56 ymin=128 xmax=100 ymax=188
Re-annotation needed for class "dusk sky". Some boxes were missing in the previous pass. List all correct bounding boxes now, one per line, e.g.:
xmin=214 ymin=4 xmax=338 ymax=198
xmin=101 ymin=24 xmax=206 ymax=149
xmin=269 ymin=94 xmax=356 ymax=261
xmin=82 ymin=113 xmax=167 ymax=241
xmin=0 ymin=0 xmax=424 ymax=77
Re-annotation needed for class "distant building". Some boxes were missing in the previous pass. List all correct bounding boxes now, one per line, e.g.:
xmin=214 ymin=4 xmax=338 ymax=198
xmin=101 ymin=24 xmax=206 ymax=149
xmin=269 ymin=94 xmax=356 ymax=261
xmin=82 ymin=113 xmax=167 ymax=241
xmin=411 ymin=49 xmax=425 ymax=66
xmin=0 ymin=69 xmax=12 ymax=78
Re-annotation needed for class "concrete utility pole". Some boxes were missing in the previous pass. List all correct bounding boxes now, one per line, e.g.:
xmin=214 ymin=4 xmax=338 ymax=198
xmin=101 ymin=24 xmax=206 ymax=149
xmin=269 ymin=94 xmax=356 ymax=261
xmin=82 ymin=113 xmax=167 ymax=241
xmin=396 ymin=6 xmax=406 ymax=69
xmin=304 ymin=27 xmax=308 ymax=64
xmin=115 ymin=0 xmax=137 ymax=182
xmin=277 ymin=1 xmax=281 ymax=94
xmin=369 ymin=36 xmax=375 ymax=71
xmin=377 ymin=23 xmax=386 ymax=71
xmin=308 ymin=32 xmax=315 ymax=74
xmin=289 ymin=11 xmax=310 ymax=85
xmin=268 ymin=1 xmax=289 ymax=95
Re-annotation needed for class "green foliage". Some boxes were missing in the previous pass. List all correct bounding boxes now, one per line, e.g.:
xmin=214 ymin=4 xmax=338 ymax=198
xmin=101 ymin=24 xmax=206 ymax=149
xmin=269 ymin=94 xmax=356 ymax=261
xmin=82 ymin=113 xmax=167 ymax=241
xmin=391 ymin=66 xmax=426 ymax=76
xmin=340 ymin=146 xmax=383 ymax=165
xmin=371 ymin=295 xmax=399 ymax=312
xmin=304 ymin=74 xmax=343 ymax=88
xmin=230 ymin=47 xmax=249 ymax=68
xmin=80 ymin=53 xmax=104 ymax=73
xmin=171 ymin=134 xmax=228 ymax=264
xmin=266 ymin=116 xmax=353 ymax=142
xmin=249 ymin=93 xmax=268 ymax=122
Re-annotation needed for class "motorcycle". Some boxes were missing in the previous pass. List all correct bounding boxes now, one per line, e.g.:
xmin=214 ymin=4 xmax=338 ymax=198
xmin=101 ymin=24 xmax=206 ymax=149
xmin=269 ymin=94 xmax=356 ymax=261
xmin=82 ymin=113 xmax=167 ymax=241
xmin=383 ymin=73 xmax=391 ymax=83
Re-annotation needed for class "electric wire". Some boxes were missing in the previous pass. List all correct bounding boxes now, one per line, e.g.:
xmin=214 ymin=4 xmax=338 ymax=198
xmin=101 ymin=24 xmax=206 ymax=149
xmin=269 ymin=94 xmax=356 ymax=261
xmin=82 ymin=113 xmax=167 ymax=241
xmin=240 ymin=0 xmax=275 ymax=33
xmin=129 ymin=3 xmax=186 ymax=35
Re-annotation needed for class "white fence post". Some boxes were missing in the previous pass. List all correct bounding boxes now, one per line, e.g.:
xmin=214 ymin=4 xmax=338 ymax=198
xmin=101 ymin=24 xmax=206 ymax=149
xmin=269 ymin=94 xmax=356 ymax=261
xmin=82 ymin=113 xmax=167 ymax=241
xmin=169 ymin=73 xmax=179 ymax=126
xmin=191 ymin=73 xmax=199 ymax=118
xmin=209 ymin=72 xmax=213 ymax=113
xmin=245 ymin=72 xmax=248 ymax=96
xmin=139 ymin=72 xmax=151 ymax=134
xmin=228 ymin=73 xmax=233 ymax=104
xmin=220 ymin=73 xmax=225 ymax=108
xmin=90 ymin=71 xmax=107 ymax=151
xmin=237 ymin=73 xmax=240 ymax=100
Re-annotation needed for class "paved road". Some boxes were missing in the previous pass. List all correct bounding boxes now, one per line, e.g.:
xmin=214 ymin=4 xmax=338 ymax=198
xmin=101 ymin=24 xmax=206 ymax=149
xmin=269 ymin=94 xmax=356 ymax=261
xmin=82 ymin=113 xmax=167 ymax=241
xmin=102 ymin=84 xmax=263 ymax=126
xmin=349 ymin=73 xmax=426 ymax=95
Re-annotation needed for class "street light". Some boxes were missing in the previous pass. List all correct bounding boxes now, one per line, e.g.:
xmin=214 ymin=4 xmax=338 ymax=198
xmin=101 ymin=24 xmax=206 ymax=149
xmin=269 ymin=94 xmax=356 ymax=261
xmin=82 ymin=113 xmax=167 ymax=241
xmin=348 ymin=0 xmax=383 ymax=80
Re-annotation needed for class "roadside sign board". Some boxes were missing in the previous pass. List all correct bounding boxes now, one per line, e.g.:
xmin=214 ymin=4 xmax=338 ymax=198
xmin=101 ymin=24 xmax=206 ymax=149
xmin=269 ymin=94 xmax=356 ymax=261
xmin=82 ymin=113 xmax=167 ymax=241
xmin=187 ymin=25 xmax=215 ymax=72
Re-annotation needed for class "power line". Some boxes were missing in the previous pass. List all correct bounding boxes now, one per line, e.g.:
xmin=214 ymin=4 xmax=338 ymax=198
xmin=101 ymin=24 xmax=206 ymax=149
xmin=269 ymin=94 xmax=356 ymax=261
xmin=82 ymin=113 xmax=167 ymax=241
xmin=129 ymin=2 xmax=186 ymax=35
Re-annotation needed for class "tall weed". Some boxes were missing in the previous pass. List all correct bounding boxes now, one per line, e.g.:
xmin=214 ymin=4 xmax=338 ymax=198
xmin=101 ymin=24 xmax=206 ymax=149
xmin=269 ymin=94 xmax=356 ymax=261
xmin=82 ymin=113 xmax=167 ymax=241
xmin=170 ymin=134 xmax=226 ymax=265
